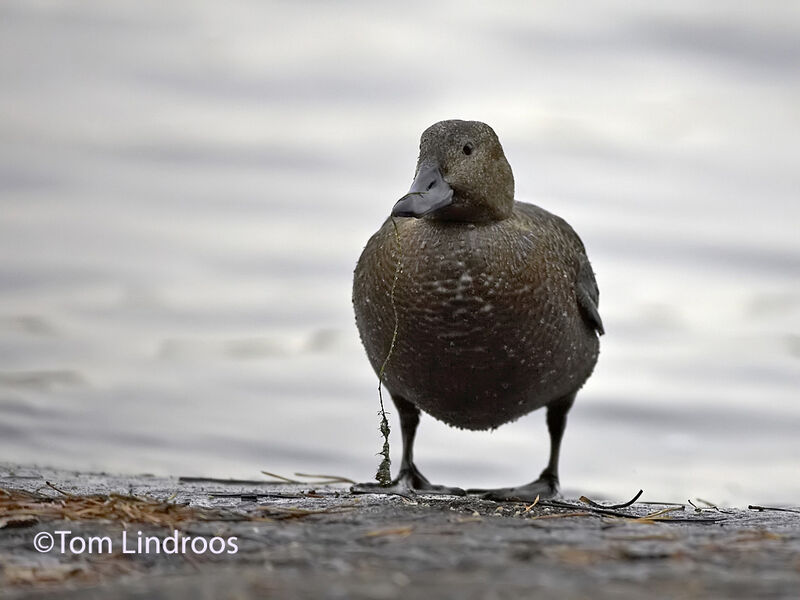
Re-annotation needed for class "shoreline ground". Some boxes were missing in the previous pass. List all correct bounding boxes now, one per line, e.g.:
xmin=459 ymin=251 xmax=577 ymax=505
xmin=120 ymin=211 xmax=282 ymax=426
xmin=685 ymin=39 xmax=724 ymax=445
xmin=1 ymin=464 xmax=799 ymax=599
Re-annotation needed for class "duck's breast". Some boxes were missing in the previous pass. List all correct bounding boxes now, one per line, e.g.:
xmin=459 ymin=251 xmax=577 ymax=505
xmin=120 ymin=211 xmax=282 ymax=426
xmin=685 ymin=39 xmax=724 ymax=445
xmin=354 ymin=209 xmax=598 ymax=430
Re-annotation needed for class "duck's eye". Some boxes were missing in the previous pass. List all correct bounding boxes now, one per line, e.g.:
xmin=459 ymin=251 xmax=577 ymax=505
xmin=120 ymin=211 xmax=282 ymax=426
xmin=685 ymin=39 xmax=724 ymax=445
xmin=462 ymin=143 xmax=473 ymax=156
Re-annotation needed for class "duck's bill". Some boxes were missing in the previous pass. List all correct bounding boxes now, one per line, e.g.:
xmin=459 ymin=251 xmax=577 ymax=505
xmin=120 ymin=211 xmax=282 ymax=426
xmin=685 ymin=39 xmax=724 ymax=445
xmin=391 ymin=165 xmax=454 ymax=218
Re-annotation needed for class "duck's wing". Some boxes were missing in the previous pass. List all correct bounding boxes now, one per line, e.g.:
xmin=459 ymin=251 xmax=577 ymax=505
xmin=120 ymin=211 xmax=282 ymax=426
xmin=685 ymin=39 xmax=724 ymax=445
xmin=575 ymin=253 xmax=604 ymax=335
xmin=515 ymin=202 xmax=604 ymax=336
xmin=545 ymin=208 xmax=604 ymax=336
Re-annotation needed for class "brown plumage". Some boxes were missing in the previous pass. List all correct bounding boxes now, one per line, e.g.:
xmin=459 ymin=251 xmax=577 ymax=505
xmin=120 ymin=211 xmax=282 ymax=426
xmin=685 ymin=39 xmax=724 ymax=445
xmin=352 ymin=120 xmax=603 ymax=501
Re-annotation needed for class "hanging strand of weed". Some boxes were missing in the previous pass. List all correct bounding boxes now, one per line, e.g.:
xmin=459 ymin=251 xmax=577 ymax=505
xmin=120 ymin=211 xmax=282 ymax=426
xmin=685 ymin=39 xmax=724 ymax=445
xmin=375 ymin=217 xmax=401 ymax=486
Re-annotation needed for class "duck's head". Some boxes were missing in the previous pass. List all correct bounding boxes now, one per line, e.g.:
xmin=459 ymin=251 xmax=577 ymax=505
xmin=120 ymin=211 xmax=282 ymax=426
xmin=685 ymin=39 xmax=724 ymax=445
xmin=392 ymin=120 xmax=514 ymax=222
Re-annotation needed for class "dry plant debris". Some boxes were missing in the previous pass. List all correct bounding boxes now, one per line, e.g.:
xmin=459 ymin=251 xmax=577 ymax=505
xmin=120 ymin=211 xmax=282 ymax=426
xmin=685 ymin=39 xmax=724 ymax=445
xmin=0 ymin=483 xmax=245 ymax=529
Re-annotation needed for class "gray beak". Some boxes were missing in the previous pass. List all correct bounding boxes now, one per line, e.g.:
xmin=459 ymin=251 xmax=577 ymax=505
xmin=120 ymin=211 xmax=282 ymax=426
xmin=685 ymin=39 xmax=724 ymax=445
xmin=391 ymin=164 xmax=454 ymax=218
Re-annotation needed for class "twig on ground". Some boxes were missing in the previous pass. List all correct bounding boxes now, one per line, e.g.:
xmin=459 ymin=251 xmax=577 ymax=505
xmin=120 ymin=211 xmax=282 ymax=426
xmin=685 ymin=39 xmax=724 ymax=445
xmin=261 ymin=471 xmax=303 ymax=484
xmin=208 ymin=491 xmax=336 ymax=500
xmin=748 ymin=505 xmax=800 ymax=514
xmin=694 ymin=498 xmax=718 ymax=508
xmin=44 ymin=481 xmax=74 ymax=496
xmin=634 ymin=506 xmax=685 ymax=522
xmin=528 ymin=512 xmax=596 ymax=521
xmin=580 ymin=489 xmax=643 ymax=510
xmin=540 ymin=499 xmax=725 ymax=524
xmin=178 ymin=477 xmax=286 ymax=486
xmin=523 ymin=496 xmax=540 ymax=513
xmin=294 ymin=473 xmax=356 ymax=484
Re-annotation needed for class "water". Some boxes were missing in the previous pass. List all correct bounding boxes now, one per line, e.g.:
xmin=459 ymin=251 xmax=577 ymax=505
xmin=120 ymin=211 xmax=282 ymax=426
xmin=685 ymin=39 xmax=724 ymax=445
xmin=1 ymin=1 xmax=798 ymax=505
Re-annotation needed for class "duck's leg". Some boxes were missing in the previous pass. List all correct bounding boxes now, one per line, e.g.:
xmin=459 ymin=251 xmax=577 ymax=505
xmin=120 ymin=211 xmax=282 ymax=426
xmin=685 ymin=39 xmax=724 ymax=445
xmin=469 ymin=392 xmax=576 ymax=502
xmin=351 ymin=394 xmax=465 ymax=496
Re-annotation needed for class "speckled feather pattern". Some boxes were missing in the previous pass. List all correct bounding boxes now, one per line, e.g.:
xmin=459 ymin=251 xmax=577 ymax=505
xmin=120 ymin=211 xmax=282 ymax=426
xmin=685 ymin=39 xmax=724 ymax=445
xmin=353 ymin=203 xmax=600 ymax=431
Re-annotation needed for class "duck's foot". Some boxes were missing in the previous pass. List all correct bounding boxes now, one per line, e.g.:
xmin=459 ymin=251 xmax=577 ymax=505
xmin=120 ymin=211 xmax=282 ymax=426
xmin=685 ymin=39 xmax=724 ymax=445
xmin=351 ymin=465 xmax=465 ymax=497
xmin=468 ymin=477 xmax=558 ymax=503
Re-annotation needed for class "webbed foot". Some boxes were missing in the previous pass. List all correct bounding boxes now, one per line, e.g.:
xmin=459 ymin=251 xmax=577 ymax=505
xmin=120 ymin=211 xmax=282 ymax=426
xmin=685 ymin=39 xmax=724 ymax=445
xmin=468 ymin=476 xmax=558 ymax=502
xmin=351 ymin=464 xmax=465 ymax=496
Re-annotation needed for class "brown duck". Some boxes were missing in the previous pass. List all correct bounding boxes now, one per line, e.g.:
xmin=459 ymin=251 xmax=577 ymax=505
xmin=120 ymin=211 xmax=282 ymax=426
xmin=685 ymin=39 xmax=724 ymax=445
xmin=352 ymin=120 xmax=603 ymax=501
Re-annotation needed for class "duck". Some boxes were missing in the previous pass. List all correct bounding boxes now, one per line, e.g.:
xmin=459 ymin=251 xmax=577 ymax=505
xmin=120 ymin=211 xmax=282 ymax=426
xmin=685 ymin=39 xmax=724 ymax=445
xmin=352 ymin=120 xmax=603 ymax=501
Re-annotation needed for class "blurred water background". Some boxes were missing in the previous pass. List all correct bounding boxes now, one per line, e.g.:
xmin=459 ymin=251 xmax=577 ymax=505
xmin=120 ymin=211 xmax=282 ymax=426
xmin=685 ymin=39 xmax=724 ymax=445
xmin=1 ymin=1 xmax=798 ymax=505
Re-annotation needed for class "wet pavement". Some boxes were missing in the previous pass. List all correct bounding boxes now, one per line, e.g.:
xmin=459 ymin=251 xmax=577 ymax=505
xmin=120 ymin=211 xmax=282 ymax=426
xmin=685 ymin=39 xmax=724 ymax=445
xmin=1 ymin=464 xmax=799 ymax=599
